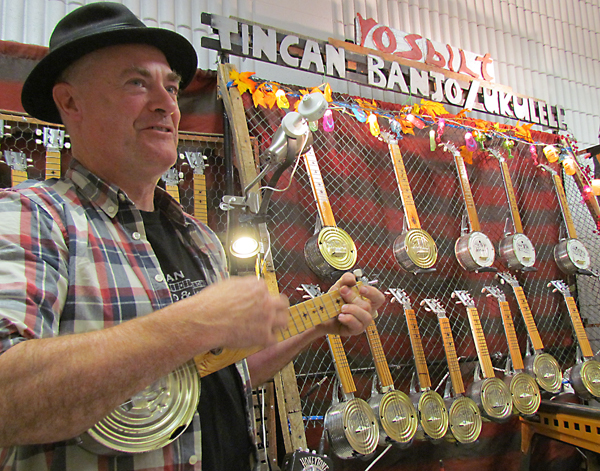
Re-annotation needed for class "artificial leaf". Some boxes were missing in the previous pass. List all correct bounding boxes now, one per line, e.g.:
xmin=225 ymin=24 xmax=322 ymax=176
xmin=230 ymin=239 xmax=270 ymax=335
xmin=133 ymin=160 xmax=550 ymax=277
xmin=400 ymin=118 xmax=415 ymax=135
xmin=229 ymin=69 xmax=256 ymax=95
xmin=515 ymin=122 xmax=534 ymax=142
xmin=459 ymin=145 xmax=473 ymax=165
xmin=420 ymin=99 xmax=448 ymax=117
xmin=253 ymin=88 xmax=266 ymax=108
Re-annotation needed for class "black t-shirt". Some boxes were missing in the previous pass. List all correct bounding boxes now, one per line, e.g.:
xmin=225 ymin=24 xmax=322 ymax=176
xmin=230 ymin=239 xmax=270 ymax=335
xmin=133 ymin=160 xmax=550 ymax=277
xmin=141 ymin=209 xmax=252 ymax=471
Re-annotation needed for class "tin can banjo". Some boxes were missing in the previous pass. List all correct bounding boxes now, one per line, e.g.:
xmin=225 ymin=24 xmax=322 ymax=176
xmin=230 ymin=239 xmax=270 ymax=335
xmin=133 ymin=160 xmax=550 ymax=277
xmin=422 ymin=298 xmax=483 ymax=444
xmin=444 ymin=142 xmax=496 ymax=272
xmin=549 ymin=280 xmax=600 ymax=399
xmin=497 ymin=272 xmax=563 ymax=393
xmin=482 ymin=285 xmax=541 ymax=416
xmin=452 ymin=290 xmax=514 ymax=422
xmin=389 ymin=289 xmax=449 ymax=441
xmin=489 ymin=148 xmax=537 ymax=270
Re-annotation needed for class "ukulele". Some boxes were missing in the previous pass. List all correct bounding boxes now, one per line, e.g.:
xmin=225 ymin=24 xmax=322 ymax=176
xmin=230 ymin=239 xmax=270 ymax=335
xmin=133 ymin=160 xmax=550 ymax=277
xmin=444 ymin=142 xmax=496 ymax=271
xmin=497 ymin=272 xmax=563 ymax=393
xmin=538 ymin=164 xmax=592 ymax=275
xmin=482 ymin=285 xmax=541 ymax=416
xmin=489 ymin=148 xmax=537 ymax=270
xmin=389 ymin=289 xmax=449 ymax=440
xmin=81 ymin=283 xmax=365 ymax=455
xmin=302 ymin=284 xmax=379 ymax=459
xmin=452 ymin=290 xmax=513 ymax=422
xmin=4 ymin=150 xmax=29 ymax=186
xmin=303 ymin=147 xmax=357 ymax=280
xmin=549 ymin=280 xmax=600 ymax=399
xmin=384 ymin=134 xmax=438 ymax=273
xmin=421 ymin=298 xmax=482 ymax=444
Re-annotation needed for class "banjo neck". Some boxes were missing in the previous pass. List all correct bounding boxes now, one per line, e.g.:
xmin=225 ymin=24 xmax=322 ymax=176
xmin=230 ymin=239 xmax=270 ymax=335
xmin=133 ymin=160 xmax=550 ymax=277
xmin=491 ymin=148 xmax=524 ymax=234
xmin=539 ymin=164 xmax=578 ymax=239
xmin=193 ymin=282 xmax=362 ymax=378
xmin=446 ymin=143 xmax=481 ymax=232
xmin=549 ymin=280 xmax=594 ymax=359
xmin=388 ymin=141 xmax=421 ymax=230
xmin=365 ymin=321 xmax=395 ymax=391
xmin=42 ymin=127 xmax=64 ymax=180
xmin=304 ymin=147 xmax=337 ymax=228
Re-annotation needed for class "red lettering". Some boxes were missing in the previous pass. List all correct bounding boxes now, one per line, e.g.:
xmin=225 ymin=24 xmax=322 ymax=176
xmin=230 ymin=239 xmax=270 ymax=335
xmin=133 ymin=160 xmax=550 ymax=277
xmin=395 ymin=34 xmax=423 ymax=61
xmin=458 ymin=49 xmax=478 ymax=78
xmin=372 ymin=26 xmax=397 ymax=53
xmin=446 ymin=44 xmax=455 ymax=71
xmin=476 ymin=53 xmax=494 ymax=82
xmin=356 ymin=13 xmax=378 ymax=47
xmin=425 ymin=39 xmax=446 ymax=68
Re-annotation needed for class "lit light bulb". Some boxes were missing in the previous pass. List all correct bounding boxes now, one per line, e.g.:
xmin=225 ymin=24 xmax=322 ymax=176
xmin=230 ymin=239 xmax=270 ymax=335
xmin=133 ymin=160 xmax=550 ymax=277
xmin=464 ymin=132 xmax=477 ymax=151
xmin=543 ymin=145 xmax=559 ymax=163
xmin=275 ymin=89 xmax=289 ymax=109
xmin=323 ymin=109 xmax=334 ymax=132
xmin=368 ymin=113 xmax=380 ymax=137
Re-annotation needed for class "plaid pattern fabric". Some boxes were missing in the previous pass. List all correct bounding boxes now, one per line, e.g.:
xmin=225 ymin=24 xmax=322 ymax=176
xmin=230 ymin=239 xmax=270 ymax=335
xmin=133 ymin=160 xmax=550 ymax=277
xmin=0 ymin=160 xmax=251 ymax=471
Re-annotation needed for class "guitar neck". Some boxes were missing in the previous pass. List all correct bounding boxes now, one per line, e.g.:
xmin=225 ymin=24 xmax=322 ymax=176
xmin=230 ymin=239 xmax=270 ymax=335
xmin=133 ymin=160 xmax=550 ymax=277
xmin=499 ymin=159 xmax=524 ymax=233
xmin=454 ymin=153 xmax=481 ymax=232
xmin=497 ymin=301 xmax=525 ymax=371
xmin=365 ymin=321 xmax=394 ymax=389
xmin=403 ymin=308 xmax=432 ymax=389
xmin=551 ymin=173 xmax=578 ymax=239
xmin=437 ymin=316 xmax=466 ymax=395
xmin=304 ymin=147 xmax=337 ymax=227
xmin=45 ymin=149 xmax=61 ymax=180
xmin=193 ymin=172 xmax=208 ymax=224
xmin=465 ymin=307 xmax=495 ymax=379
xmin=327 ymin=333 xmax=357 ymax=394
xmin=512 ymin=286 xmax=545 ymax=351
xmin=563 ymin=295 xmax=594 ymax=358
xmin=389 ymin=142 xmax=421 ymax=230
xmin=193 ymin=283 xmax=361 ymax=377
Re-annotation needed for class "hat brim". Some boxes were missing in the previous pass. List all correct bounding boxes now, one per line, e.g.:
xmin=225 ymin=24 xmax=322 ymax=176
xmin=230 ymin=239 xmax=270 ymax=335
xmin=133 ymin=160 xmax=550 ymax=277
xmin=21 ymin=27 xmax=198 ymax=124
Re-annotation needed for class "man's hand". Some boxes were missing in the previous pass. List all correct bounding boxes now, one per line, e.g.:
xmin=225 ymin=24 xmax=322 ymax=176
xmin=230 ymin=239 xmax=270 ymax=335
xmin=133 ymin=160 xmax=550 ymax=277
xmin=316 ymin=272 xmax=385 ymax=337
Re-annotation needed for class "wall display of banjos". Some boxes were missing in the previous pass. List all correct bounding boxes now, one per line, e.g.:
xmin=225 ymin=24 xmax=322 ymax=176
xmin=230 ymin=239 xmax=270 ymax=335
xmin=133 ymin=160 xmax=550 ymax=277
xmin=444 ymin=142 xmax=496 ymax=272
xmin=303 ymin=147 xmax=357 ymax=279
xmin=421 ymin=298 xmax=482 ymax=444
xmin=301 ymin=284 xmax=379 ymax=459
xmin=549 ymin=280 xmax=600 ymax=399
xmin=389 ymin=289 xmax=449 ymax=441
xmin=482 ymin=285 xmax=541 ymax=416
xmin=80 ymin=283 xmax=364 ymax=455
xmin=384 ymin=134 xmax=437 ymax=273
xmin=497 ymin=272 xmax=563 ymax=393
xmin=538 ymin=164 xmax=592 ymax=275
xmin=452 ymin=290 xmax=513 ymax=422
xmin=360 ymin=284 xmax=418 ymax=447
xmin=489 ymin=148 xmax=536 ymax=270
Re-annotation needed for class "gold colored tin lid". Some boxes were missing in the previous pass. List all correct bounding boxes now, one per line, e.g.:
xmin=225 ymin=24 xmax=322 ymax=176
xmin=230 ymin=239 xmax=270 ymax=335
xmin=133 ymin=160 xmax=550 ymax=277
xmin=533 ymin=353 xmax=563 ymax=393
xmin=418 ymin=390 xmax=449 ymax=440
xmin=317 ymin=227 xmax=357 ymax=271
xmin=404 ymin=228 xmax=437 ymax=269
xmin=342 ymin=398 xmax=379 ymax=455
xmin=580 ymin=359 xmax=600 ymax=398
xmin=510 ymin=372 xmax=541 ymax=416
xmin=379 ymin=390 xmax=418 ymax=444
xmin=480 ymin=377 xmax=513 ymax=420
xmin=448 ymin=396 xmax=482 ymax=444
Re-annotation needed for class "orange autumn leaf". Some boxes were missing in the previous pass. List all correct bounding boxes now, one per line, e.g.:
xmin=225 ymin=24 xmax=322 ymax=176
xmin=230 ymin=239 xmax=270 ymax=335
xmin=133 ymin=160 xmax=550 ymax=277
xmin=515 ymin=122 xmax=534 ymax=142
xmin=420 ymin=100 xmax=448 ymax=117
xmin=355 ymin=98 xmax=378 ymax=112
xmin=264 ymin=91 xmax=277 ymax=109
xmin=400 ymin=118 xmax=415 ymax=135
xmin=253 ymin=88 xmax=266 ymax=108
xmin=454 ymin=109 xmax=470 ymax=120
xmin=459 ymin=145 xmax=473 ymax=165
xmin=229 ymin=69 xmax=256 ymax=95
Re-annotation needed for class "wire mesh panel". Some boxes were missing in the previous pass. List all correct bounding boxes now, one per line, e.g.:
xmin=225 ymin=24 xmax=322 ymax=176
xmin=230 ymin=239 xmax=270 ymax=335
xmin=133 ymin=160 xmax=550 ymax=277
xmin=239 ymin=90 xmax=600 ymax=436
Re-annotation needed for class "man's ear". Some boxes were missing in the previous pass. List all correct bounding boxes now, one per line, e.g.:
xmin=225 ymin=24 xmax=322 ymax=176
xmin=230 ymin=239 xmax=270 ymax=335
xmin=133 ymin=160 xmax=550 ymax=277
xmin=52 ymin=82 xmax=81 ymax=122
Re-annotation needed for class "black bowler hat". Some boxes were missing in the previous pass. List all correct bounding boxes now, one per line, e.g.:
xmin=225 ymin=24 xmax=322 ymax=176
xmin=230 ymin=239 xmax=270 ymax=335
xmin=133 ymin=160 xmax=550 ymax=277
xmin=21 ymin=2 xmax=198 ymax=124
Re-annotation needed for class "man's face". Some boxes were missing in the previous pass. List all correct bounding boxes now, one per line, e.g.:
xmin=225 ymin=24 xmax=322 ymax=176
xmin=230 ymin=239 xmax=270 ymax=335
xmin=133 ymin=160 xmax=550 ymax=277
xmin=62 ymin=44 xmax=183 ymax=185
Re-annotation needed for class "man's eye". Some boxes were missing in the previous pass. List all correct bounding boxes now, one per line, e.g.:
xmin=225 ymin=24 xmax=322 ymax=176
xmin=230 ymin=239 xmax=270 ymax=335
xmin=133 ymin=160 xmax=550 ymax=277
xmin=167 ymin=85 xmax=179 ymax=95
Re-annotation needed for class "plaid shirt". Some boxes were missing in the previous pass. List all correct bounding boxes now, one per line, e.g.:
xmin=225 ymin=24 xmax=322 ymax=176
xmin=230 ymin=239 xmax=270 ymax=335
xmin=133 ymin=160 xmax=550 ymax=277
xmin=0 ymin=161 xmax=254 ymax=471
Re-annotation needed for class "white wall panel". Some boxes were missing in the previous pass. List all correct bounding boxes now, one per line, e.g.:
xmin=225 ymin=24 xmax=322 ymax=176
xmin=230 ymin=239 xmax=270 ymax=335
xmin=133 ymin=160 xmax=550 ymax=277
xmin=0 ymin=0 xmax=599 ymax=146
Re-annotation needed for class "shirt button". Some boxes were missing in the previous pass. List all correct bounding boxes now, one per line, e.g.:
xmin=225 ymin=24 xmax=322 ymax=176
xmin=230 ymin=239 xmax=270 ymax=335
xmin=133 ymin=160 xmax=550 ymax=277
xmin=107 ymin=206 xmax=115 ymax=213
xmin=189 ymin=455 xmax=198 ymax=465
xmin=155 ymin=274 xmax=164 ymax=283
xmin=132 ymin=232 xmax=141 ymax=240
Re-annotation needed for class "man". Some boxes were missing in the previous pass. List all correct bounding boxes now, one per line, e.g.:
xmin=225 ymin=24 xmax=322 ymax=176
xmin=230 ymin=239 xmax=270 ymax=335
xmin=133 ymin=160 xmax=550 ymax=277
xmin=0 ymin=3 xmax=384 ymax=471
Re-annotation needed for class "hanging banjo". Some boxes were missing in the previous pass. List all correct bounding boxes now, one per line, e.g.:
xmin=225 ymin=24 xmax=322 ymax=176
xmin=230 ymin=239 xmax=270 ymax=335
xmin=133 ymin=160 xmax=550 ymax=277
xmin=80 ymin=283 xmax=364 ymax=454
xmin=538 ymin=164 xmax=592 ymax=275
xmin=303 ymin=147 xmax=357 ymax=280
xmin=444 ymin=142 xmax=496 ymax=271
xmin=389 ymin=289 xmax=449 ymax=441
xmin=384 ymin=135 xmax=437 ymax=273
xmin=358 ymin=276 xmax=418 ymax=447
xmin=452 ymin=290 xmax=513 ymax=422
xmin=497 ymin=272 xmax=563 ymax=393
xmin=489 ymin=148 xmax=537 ymax=270
xmin=549 ymin=280 xmax=600 ymax=399
xmin=301 ymin=284 xmax=379 ymax=459
xmin=482 ymin=285 xmax=541 ymax=416
xmin=421 ymin=298 xmax=482 ymax=444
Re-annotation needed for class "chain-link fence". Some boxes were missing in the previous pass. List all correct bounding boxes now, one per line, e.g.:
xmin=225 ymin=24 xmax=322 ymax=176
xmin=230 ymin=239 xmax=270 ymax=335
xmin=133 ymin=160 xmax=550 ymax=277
xmin=238 ymin=87 xmax=600 ymax=432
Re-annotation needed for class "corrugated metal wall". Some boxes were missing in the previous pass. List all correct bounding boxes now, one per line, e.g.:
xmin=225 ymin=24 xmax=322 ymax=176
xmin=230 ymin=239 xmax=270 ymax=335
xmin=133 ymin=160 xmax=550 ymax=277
xmin=1 ymin=0 xmax=598 ymax=146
